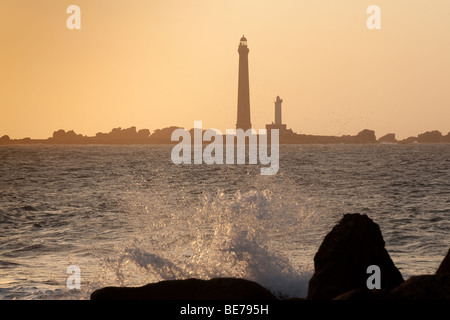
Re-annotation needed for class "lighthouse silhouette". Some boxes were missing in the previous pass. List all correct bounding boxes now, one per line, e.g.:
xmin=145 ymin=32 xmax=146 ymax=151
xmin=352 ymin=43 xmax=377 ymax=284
xmin=236 ymin=36 xmax=252 ymax=131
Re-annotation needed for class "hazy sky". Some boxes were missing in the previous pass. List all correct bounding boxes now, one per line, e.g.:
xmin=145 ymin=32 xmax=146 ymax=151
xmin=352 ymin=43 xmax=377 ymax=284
xmin=1 ymin=0 xmax=449 ymax=139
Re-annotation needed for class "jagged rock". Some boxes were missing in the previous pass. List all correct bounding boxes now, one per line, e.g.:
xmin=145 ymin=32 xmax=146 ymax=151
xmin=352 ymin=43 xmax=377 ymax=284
xmin=90 ymin=278 xmax=278 ymax=300
xmin=386 ymin=274 xmax=450 ymax=300
xmin=52 ymin=129 xmax=84 ymax=141
xmin=148 ymin=126 xmax=182 ymax=143
xmin=436 ymin=248 xmax=450 ymax=274
xmin=333 ymin=288 xmax=390 ymax=300
xmin=400 ymin=136 xmax=418 ymax=144
xmin=0 ymin=135 xmax=10 ymax=144
xmin=137 ymin=129 xmax=151 ymax=138
xmin=444 ymin=132 xmax=450 ymax=143
xmin=378 ymin=133 xmax=397 ymax=143
xmin=307 ymin=214 xmax=404 ymax=300
xmin=417 ymin=130 xmax=443 ymax=143
xmin=356 ymin=129 xmax=377 ymax=143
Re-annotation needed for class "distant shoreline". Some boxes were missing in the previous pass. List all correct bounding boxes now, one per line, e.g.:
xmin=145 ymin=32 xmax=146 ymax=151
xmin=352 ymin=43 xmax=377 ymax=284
xmin=1 ymin=127 xmax=449 ymax=145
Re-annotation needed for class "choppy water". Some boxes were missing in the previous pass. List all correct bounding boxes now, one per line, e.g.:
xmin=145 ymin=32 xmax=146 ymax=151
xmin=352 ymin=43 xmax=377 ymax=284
xmin=0 ymin=144 xmax=449 ymax=299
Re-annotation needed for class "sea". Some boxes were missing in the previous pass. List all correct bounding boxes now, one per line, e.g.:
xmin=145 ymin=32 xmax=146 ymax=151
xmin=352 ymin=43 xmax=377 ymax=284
xmin=0 ymin=144 xmax=449 ymax=300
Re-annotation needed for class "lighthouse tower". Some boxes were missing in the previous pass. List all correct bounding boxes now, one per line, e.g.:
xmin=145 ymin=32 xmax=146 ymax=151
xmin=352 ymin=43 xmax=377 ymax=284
xmin=274 ymin=96 xmax=283 ymax=125
xmin=236 ymin=36 xmax=252 ymax=131
xmin=266 ymin=96 xmax=287 ymax=138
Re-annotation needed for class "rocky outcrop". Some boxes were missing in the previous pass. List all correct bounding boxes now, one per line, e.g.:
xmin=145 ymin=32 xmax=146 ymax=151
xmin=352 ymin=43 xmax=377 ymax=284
xmin=355 ymin=129 xmax=377 ymax=143
xmin=310 ymin=214 xmax=450 ymax=300
xmin=333 ymin=288 xmax=390 ymax=300
xmin=0 ymin=135 xmax=10 ymax=144
xmin=400 ymin=136 xmax=418 ymax=144
xmin=378 ymin=133 xmax=397 ymax=143
xmin=417 ymin=130 xmax=444 ymax=143
xmin=444 ymin=132 xmax=450 ymax=143
xmin=334 ymin=274 xmax=450 ymax=300
xmin=436 ymin=248 xmax=450 ymax=274
xmin=307 ymin=214 xmax=404 ymax=300
xmin=339 ymin=130 xmax=377 ymax=144
xmin=90 ymin=278 xmax=278 ymax=300
xmin=385 ymin=274 xmax=450 ymax=300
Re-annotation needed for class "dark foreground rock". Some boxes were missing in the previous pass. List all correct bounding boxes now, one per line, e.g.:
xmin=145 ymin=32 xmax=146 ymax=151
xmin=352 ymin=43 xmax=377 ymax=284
xmin=385 ymin=274 xmax=450 ymax=300
xmin=333 ymin=274 xmax=450 ymax=300
xmin=436 ymin=248 xmax=450 ymax=274
xmin=333 ymin=288 xmax=390 ymax=300
xmin=90 ymin=278 xmax=278 ymax=300
xmin=307 ymin=214 xmax=404 ymax=300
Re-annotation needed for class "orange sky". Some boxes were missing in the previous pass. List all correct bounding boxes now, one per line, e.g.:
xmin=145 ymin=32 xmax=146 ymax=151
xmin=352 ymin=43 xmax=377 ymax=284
xmin=1 ymin=0 xmax=449 ymax=140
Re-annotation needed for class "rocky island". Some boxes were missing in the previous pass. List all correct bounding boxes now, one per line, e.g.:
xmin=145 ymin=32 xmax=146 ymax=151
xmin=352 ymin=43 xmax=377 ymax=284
xmin=1 ymin=127 xmax=450 ymax=145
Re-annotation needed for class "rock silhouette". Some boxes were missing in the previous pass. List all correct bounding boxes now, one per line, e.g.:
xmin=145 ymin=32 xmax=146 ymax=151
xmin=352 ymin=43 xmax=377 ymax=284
xmin=306 ymin=214 xmax=404 ymax=300
xmin=332 ymin=288 xmax=390 ymax=300
xmin=436 ymin=248 xmax=450 ymax=275
xmin=90 ymin=278 xmax=278 ymax=300
xmin=417 ymin=130 xmax=444 ymax=143
xmin=378 ymin=133 xmax=397 ymax=143
xmin=385 ymin=274 xmax=450 ymax=300
xmin=2 ymin=127 xmax=449 ymax=145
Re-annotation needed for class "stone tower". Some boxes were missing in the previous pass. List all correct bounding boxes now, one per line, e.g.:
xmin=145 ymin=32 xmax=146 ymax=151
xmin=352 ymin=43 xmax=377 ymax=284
xmin=236 ymin=36 xmax=252 ymax=131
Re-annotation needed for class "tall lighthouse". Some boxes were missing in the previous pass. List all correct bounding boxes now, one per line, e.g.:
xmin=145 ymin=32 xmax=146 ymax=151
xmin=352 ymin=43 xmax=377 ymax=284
xmin=236 ymin=36 xmax=252 ymax=131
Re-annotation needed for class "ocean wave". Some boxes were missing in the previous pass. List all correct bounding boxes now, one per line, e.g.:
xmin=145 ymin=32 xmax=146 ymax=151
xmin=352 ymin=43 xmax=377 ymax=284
xmin=93 ymin=187 xmax=318 ymax=298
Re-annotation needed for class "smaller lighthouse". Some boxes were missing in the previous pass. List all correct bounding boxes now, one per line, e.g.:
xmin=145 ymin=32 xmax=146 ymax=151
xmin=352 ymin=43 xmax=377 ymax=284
xmin=266 ymin=96 xmax=287 ymax=138
xmin=274 ymin=96 xmax=283 ymax=125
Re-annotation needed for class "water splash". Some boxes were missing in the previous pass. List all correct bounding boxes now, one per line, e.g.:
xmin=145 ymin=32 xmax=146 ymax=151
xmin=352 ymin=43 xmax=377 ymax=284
xmin=95 ymin=185 xmax=317 ymax=298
